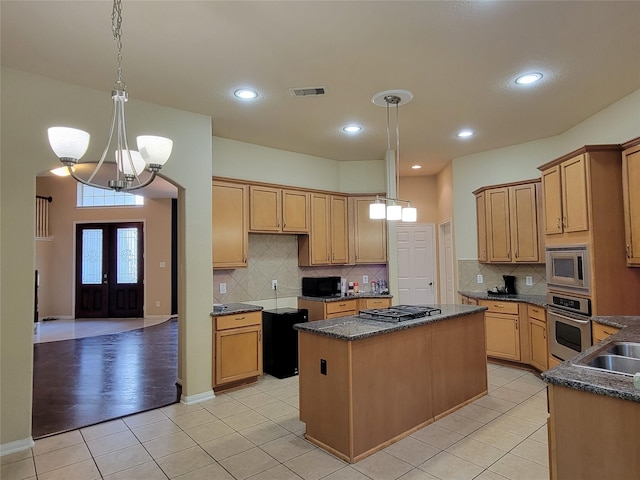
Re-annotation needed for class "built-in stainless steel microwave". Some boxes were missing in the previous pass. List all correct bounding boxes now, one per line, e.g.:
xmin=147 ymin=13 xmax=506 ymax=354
xmin=546 ymin=244 xmax=590 ymax=294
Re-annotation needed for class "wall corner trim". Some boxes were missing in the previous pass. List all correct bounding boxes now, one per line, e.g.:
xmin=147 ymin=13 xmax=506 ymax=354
xmin=180 ymin=390 xmax=215 ymax=405
xmin=0 ymin=437 xmax=35 ymax=457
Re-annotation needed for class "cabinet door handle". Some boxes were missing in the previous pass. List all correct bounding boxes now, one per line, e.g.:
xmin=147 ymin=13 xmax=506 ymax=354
xmin=556 ymin=218 xmax=561 ymax=229
xmin=515 ymin=319 xmax=519 ymax=330
xmin=562 ymin=216 xmax=567 ymax=228
xmin=627 ymin=244 xmax=632 ymax=258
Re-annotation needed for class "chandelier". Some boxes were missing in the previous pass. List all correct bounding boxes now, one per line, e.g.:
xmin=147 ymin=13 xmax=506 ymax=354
xmin=369 ymin=91 xmax=417 ymax=222
xmin=47 ymin=0 xmax=172 ymax=192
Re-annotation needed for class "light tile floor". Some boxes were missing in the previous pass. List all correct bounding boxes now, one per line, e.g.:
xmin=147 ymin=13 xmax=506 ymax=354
xmin=33 ymin=317 xmax=172 ymax=344
xmin=1 ymin=363 xmax=550 ymax=480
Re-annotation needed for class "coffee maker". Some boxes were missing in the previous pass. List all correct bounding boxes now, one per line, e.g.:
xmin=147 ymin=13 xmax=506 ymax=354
xmin=503 ymin=275 xmax=517 ymax=295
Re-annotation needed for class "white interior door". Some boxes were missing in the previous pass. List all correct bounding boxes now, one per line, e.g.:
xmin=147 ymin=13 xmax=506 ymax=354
xmin=397 ymin=224 xmax=436 ymax=305
xmin=439 ymin=220 xmax=455 ymax=304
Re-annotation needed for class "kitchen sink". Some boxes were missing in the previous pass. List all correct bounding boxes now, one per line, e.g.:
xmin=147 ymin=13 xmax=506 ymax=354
xmin=582 ymin=355 xmax=640 ymax=376
xmin=606 ymin=342 xmax=640 ymax=359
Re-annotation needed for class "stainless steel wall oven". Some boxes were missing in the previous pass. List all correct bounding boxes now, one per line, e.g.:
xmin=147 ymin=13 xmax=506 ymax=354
xmin=548 ymin=291 xmax=592 ymax=362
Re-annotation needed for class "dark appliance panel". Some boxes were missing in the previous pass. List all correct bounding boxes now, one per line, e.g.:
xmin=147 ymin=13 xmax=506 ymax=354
xmin=262 ymin=308 xmax=308 ymax=379
xmin=302 ymin=276 xmax=341 ymax=297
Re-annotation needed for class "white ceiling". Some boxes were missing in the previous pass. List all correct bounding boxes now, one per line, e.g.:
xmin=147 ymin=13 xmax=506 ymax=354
xmin=2 ymin=0 xmax=640 ymax=184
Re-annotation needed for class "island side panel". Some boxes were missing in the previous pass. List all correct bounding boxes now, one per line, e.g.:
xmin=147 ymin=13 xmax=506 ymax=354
xmin=430 ymin=311 xmax=488 ymax=418
xmin=350 ymin=326 xmax=432 ymax=460
xmin=298 ymin=331 xmax=352 ymax=458
xmin=548 ymin=384 xmax=640 ymax=480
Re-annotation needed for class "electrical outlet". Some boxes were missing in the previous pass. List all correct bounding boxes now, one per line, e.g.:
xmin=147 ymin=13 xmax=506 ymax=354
xmin=159 ymin=262 xmax=166 ymax=268
xmin=155 ymin=301 xmax=160 ymax=307
xmin=220 ymin=282 xmax=227 ymax=294
xmin=477 ymin=274 xmax=484 ymax=284
xmin=526 ymin=276 xmax=533 ymax=286
xmin=272 ymin=279 xmax=278 ymax=290
xmin=362 ymin=275 xmax=369 ymax=285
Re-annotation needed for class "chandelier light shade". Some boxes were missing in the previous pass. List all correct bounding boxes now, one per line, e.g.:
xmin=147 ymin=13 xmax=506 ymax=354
xmin=369 ymin=90 xmax=417 ymax=222
xmin=47 ymin=127 xmax=90 ymax=161
xmin=47 ymin=0 xmax=172 ymax=192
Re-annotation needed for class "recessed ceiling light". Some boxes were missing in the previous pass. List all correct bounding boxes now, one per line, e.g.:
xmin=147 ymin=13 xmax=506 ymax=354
xmin=234 ymin=88 xmax=258 ymax=99
xmin=515 ymin=73 xmax=543 ymax=85
xmin=411 ymin=165 xmax=422 ymax=170
xmin=342 ymin=125 xmax=362 ymax=134
xmin=457 ymin=129 xmax=474 ymax=138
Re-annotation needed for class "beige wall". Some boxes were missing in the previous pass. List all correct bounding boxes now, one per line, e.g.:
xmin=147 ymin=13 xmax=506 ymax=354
xmin=35 ymin=176 xmax=172 ymax=318
xmin=1 ymin=68 xmax=213 ymax=449
xmin=436 ymin=163 xmax=454 ymax=223
xmin=399 ymin=176 xmax=439 ymax=224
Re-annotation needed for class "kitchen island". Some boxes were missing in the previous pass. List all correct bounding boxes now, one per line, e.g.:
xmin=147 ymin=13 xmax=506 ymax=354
xmin=542 ymin=315 xmax=640 ymax=480
xmin=294 ymin=304 xmax=488 ymax=463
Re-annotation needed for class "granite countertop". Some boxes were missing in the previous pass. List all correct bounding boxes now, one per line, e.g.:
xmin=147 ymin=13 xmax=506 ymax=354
xmin=542 ymin=316 xmax=640 ymax=403
xmin=458 ymin=290 xmax=547 ymax=307
xmin=299 ymin=294 xmax=393 ymax=303
xmin=210 ymin=303 xmax=263 ymax=317
xmin=294 ymin=304 xmax=486 ymax=341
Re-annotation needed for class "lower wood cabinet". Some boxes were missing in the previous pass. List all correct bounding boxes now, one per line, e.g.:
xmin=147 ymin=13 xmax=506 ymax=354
xmin=479 ymin=300 xmax=521 ymax=361
xmin=213 ymin=311 xmax=262 ymax=388
xmin=461 ymin=295 xmax=479 ymax=305
xmin=358 ymin=297 xmax=391 ymax=310
xmin=528 ymin=305 xmax=548 ymax=371
xmin=592 ymin=322 xmax=620 ymax=344
xmin=298 ymin=297 xmax=391 ymax=321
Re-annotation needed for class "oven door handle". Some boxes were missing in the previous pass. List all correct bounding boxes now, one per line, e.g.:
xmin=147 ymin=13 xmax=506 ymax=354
xmin=550 ymin=310 xmax=590 ymax=324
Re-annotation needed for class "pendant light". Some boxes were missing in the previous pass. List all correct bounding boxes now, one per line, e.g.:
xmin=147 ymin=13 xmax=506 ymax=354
xmin=369 ymin=90 xmax=417 ymax=222
xmin=47 ymin=0 xmax=173 ymax=192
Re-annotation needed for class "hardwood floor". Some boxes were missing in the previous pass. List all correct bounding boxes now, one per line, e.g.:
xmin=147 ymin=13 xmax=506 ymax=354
xmin=32 ymin=318 xmax=180 ymax=439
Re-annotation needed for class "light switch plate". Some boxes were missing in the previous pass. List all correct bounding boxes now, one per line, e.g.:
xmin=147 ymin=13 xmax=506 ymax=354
xmin=220 ymin=283 xmax=227 ymax=294
xmin=526 ymin=276 xmax=533 ymax=286
xmin=477 ymin=274 xmax=483 ymax=284
xmin=363 ymin=275 xmax=369 ymax=285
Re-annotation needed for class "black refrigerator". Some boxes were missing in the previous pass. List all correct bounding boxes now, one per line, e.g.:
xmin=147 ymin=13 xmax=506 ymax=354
xmin=262 ymin=308 xmax=308 ymax=379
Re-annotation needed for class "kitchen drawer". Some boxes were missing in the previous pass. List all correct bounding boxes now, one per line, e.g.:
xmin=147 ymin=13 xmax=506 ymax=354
xmin=359 ymin=297 xmax=392 ymax=310
xmin=479 ymin=300 xmax=519 ymax=315
xmin=527 ymin=305 xmax=546 ymax=322
xmin=216 ymin=311 xmax=261 ymax=331
xmin=592 ymin=322 xmax=620 ymax=344
xmin=326 ymin=299 xmax=357 ymax=316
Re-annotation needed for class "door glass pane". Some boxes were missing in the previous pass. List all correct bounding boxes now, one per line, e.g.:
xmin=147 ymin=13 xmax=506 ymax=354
xmin=117 ymin=227 xmax=138 ymax=284
xmin=82 ymin=229 xmax=103 ymax=284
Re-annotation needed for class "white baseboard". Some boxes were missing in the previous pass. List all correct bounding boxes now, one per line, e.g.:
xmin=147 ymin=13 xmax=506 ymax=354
xmin=0 ymin=437 xmax=35 ymax=456
xmin=181 ymin=390 xmax=215 ymax=405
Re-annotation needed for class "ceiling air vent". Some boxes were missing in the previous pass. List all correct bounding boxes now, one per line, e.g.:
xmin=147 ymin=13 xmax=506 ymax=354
xmin=289 ymin=86 xmax=326 ymax=97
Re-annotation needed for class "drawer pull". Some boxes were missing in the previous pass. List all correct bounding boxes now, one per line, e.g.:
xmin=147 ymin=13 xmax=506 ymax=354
xmin=339 ymin=303 xmax=347 ymax=307
xmin=494 ymin=304 xmax=504 ymax=308
xmin=235 ymin=316 xmax=245 ymax=321
xmin=603 ymin=329 xmax=615 ymax=336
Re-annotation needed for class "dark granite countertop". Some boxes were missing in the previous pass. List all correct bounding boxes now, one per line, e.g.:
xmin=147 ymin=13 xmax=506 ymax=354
xmin=294 ymin=304 xmax=486 ymax=341
xmin=542 ymin=316 xmax=640 ymax=403
xmin=299 ymin=294 xmax=393 ymax=303
xmin=459 ymin=290 xmax=547 ymax=307
xmin=210 ymin=303 xmax=263 ymax=317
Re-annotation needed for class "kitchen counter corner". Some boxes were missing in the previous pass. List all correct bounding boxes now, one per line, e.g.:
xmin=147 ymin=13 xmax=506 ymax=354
xmin=210 ymin=303 xmax=263 ymax=317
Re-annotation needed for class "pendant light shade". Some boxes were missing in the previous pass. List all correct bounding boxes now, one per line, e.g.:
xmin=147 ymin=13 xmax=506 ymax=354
xmin=137 ymin=135 xmax=173 ymax=168
xmin=47 ymin=127 xmax=90 ymax=161
xmin=401 ymin=206 xmax=417 ymax=222
xmin=369 ymin=201 xmax=386 ymax=219
xmin=117 ymin=150 xmax=146 ymax=176
xmin=386 ymin=204 xmax=402 ymax=221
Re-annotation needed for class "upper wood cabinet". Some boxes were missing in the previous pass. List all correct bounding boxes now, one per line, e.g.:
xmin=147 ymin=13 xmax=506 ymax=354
xmin=621 ymin=138 xmax=640 ymax=266
xmin=351 ymin=197 xmax=387 ymax=264
xmin=212 ymin=180 xmax=248 ymax=269
xmin=541 ymin=154 xmax=589 ymax=235
xmin=474 ymin=179 xmax=543 ymax=264
xmin=298 ymin=193 xmax=348 ymax=265
xmin=249 ymin=186 xmax=309 ymax=233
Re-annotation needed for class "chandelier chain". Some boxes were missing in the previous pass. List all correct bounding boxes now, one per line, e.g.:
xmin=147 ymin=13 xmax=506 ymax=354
xmin=112 ymin=0 xmax=125 ymax=90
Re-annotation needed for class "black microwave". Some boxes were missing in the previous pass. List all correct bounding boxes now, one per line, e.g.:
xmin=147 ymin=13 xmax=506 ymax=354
xmin=302 ymin=276 xmax=341 ymax=297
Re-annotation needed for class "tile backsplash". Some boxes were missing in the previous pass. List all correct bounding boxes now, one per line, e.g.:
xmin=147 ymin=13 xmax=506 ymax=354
xmin=458 ymin=259 xmax=547 ymax=296
xmin=213 ymin=234 xmax=388 ymax=304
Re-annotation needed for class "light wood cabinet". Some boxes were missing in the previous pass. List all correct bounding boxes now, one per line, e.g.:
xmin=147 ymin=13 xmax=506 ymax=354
xmin=249 ymin=186 xmax=309 ymax=233
xmin=480 ymin=300 xmax=520 ymax=361
xmin=542 ymin=153 xmax=589 ymax=235
xmin=527 ymin=305 xmax=547 ymax=371
xmin=591 ymin=322 xmax=620 ymax=344
xmin=474 ymin=180 xmax=543 ymax=264
xmin=213 ymin=311 xmax=262 ymax=388
xmin=212 ymin=180 xmax=248 ymax=269
xmin=358 ymin=297 xmax=392 ymax=310
xmin=351 ymin=197 xmax=387 ymax=264
xmin=621 ymin=138 xmax=640 ymax=266
xmin=298 ymin=298 xmax=358 ymax=321
xmin=298 ymin=193 xmax=348 ymax=265
xmin=460 ymin=295 xmax=479 ymax=305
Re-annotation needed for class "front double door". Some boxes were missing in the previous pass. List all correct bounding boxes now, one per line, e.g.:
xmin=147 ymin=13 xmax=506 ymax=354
xmin=75 ymin=222 xmax=144 ymax=318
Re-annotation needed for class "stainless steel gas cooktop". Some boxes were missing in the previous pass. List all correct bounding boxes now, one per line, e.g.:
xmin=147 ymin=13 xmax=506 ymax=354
xmin=358 ymin=305 xmax=442 ymax=322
